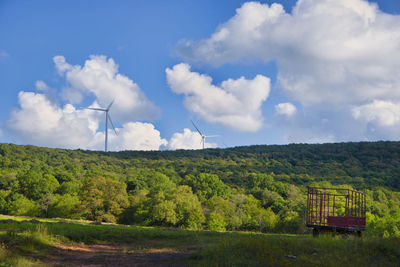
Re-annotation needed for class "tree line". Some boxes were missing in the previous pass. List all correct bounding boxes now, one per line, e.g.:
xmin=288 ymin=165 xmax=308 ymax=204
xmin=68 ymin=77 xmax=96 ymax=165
xmin=0 ymin=142 xmax=399 ymax=236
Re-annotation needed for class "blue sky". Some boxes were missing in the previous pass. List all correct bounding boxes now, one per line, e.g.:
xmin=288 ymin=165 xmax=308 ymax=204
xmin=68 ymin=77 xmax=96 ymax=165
xmin=1 ymin=0 xmax=400 ymax=151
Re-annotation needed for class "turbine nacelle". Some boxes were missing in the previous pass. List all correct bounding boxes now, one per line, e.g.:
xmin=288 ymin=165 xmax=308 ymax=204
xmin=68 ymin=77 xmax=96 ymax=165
xmin=191 ymin=120 xmax=219 ymax=149
xmin=86 ymin=100 xmax=117 ymax=152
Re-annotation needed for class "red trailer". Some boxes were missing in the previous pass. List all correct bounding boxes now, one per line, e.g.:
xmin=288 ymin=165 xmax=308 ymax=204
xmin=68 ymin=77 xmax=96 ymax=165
xmin=306 ymin=187 xmax=366 ymax=236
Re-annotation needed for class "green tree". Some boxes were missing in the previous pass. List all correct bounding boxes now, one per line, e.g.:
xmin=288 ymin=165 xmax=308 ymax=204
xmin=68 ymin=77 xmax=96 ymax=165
xmin=205 ymin=196 xmax=235 ymax=231
xmin=0 ymin=171 xmax=17 ymax=190
xmin=151 ymin=191 xmax=178 ymax=226
xmin=0 ymin=190 xmax=11 ymax=213
xmin=207 ymin=211 xmax=227 ymax=231
xmin=258 ymin=208 xmax=278 ymax=232
xmin=247 ymin=173 xmax=274 ymax=189
xmin=8 ymin=193 xmax=39 ymax=216
xmin=119 ymin=190 xmax=150 ymax=225
xmin=48 ymin=194 xmax=80 ymax=218
xmin=183 ymin=173 xmax=230 ymax=202
xmin=173 ymin=186 xmax=205 ymax=229
xmin=278 ymin=210 xmax=303 ymax=233
xmin=128 ymin=170 xmax=176 ymax=194
xmin=18 ymin=170 xmax=59 ymax=200
xmin=80 ymin=177 xmax=129 ymax=223
xmin=57 ymin=180 xmax=83 ymax=196
xmin=261 ymin=189 xmax=286 ymax=213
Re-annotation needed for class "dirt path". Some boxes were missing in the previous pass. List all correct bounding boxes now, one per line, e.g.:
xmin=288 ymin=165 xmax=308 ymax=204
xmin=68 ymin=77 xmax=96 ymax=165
xmin=41 ymin=243 xmax=192 ymax=267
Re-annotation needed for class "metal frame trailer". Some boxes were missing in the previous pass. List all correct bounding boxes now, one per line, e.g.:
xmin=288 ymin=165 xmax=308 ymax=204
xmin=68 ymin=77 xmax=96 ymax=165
xmin=306 ymin=187 xmax=366 ymax=236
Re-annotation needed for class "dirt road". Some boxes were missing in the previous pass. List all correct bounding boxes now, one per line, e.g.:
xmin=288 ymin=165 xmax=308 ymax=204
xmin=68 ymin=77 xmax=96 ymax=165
xmin=42 ymin=243 xmax=191 ymax=267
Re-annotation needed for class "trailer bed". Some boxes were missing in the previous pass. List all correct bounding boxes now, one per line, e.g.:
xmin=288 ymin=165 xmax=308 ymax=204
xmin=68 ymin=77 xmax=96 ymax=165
xmin=306 ymin=187 xmax=366 ymax=235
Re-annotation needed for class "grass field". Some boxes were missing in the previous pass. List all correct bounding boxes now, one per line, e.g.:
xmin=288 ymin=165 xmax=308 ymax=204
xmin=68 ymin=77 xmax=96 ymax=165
xmin=0 ymin=216 xmax=399 ymax=266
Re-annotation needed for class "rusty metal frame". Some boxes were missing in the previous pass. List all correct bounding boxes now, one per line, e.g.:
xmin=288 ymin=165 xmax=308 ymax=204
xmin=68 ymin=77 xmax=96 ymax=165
xmin=306 ymin=187 xmax=366 ymax=231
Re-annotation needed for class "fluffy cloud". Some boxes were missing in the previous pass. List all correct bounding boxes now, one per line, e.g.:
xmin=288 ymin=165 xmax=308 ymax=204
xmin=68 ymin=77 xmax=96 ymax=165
xmin=352 ymin=100 xmax=400 ymax=127
xmin=35 ymin=80 xmax=58 ymax=104
xmin=7 ymin=55 xmax=168 ymax=151
xmin=108 ymin=122 xmax=168 ymax=151
xmin=275 ymin=102 xmax=297 ymax=117
xmin=35 ymin=80 xmax=49 ymax=91
xmin=166 ymin=63 xmax=270 ymax=132
xmin=7 ymin=92 xmax=99 ymax=149
xmin=176 ymin=0 xmax=400 ymax=141
xmin=169 ymin=128 xmax=217 ymax=150
xmin=350 ymin=100 xmax=400 ymax=140
xmin=54 ymin=55 xmax=160 ymax=122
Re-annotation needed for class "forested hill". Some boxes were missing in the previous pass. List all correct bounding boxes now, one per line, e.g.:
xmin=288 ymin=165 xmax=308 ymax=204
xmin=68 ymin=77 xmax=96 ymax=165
xmin=0 ymin=141 xmax=399 ymax=236
xmin=2 ymin=141 xmax=399 ymax=189
xmin=112 ymin=141 xmax=400 ymax=189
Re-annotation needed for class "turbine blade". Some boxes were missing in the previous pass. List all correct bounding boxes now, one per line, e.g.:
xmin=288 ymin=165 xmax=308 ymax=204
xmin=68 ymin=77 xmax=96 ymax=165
xmin=107 ymin=99 xmax=115 ymax=111
xmin=107 ymin=113 xmax=118 ymax=135
xmin=205 ymin=135 xmax=220 ymax=138
xmin=191 ymin=120 xmax=203 ymax=136
xmin=86 ymin=107 xmax=106 ymax=111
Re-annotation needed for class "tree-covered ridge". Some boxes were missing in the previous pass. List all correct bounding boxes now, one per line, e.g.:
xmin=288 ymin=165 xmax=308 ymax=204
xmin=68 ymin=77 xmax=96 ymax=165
xmin=0 ymin=142 xmax=399 ymax=236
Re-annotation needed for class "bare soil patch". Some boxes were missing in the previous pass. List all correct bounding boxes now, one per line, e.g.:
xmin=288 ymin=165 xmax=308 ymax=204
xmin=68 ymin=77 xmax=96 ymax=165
xmin=42 ymin=242 xmax=192 ymax=267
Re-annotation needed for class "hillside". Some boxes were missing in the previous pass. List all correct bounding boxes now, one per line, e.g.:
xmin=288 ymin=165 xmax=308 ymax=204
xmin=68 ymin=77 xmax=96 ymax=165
xmin=0 ymin=141 xmax=399 ymax=236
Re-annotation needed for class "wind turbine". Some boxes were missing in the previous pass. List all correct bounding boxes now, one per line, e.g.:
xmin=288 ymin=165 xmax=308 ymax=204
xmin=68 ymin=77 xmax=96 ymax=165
xmin=191 ymin=120 xmax=219 ymax=149
xmin=87 ymin=100 xmax=118 ymax=152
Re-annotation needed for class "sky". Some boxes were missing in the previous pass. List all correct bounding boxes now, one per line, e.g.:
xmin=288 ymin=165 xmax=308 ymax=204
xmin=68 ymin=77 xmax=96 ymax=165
xmin=1 ymin=0 xmax=400 ymax=151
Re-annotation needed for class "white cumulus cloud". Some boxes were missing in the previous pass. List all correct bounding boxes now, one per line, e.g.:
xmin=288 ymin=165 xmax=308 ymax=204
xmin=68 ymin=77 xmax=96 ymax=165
xmin=35 ymin=80 xmax=58 ymax=104
xmin=7 ymin=92 xmax=99 ymax=149
xmin=108 ymin=122 xmax=168 ymax=151
xmin=166 ymin=63 xmax=270 ymax=132
xmin=349 ymin=100 xmax=400 ymax=140
xmin=35 ymin=80 xmax=49 ymax=91
xmin=7 ymin=55 xmax=167 ymax=151
xmin=169 ymin=128 xmax=217 ymax=150
xmin=54 ymin=55 xmax=160 ymax=122
xmin=352 ymin=100 xmax=400 ymax=127
xmin=275 ymin=102 xmax=297 ymax=117
xmin=7 ymin=92 xmax=167 ymax=151
xmin=176 ymin=0 xmax=400 ymax=142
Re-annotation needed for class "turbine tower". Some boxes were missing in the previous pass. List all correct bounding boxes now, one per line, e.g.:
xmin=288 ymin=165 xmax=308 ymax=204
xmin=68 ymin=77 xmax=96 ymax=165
xmin=191 ymin=120 xmax=219 ymax=149
xmin=87 ymin=100 xmax=117 ymax=152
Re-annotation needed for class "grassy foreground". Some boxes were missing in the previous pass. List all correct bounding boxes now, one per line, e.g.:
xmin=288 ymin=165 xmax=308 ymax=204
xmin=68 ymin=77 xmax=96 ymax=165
xmin=0 ymin=220 xmax=399 ymax=266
